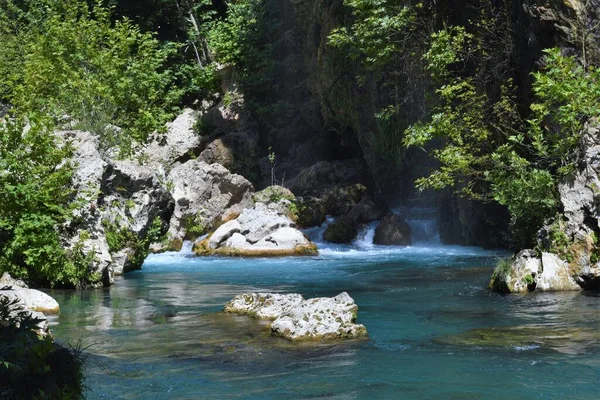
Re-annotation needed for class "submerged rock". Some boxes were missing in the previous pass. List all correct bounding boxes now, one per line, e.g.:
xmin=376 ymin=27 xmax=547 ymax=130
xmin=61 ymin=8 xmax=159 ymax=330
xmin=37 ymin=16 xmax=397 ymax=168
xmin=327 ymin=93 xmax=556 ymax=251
xmin=373 ymin=214 xmax=412 ymax=246
xmin=195 ymin=202 xmax=317 ymax=257
xmin=225 ymin=292 xmax=368 ymax=341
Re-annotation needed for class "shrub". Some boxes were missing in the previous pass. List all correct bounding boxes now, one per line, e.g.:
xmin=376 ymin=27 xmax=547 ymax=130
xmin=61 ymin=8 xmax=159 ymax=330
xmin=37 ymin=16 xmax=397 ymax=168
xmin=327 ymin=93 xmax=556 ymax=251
xmin=0 ymin=297 xmax=86 ymax=399
xmin=0 ymin=115 xmax=96 ymax=287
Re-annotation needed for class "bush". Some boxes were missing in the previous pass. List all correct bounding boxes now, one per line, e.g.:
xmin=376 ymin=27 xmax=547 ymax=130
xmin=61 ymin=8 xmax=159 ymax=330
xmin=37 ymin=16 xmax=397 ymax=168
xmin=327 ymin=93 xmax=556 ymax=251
xmin=0 ymin=297 xmax=86 ymax=399
xmin=0 ymin=115 xmax=96 ymax=287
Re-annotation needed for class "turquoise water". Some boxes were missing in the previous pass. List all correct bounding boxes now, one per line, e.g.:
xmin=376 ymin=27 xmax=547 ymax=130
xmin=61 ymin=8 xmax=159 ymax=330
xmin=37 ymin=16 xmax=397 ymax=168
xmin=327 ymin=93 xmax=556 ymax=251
xmin=48 ymin=229 xmax=600 ymax=399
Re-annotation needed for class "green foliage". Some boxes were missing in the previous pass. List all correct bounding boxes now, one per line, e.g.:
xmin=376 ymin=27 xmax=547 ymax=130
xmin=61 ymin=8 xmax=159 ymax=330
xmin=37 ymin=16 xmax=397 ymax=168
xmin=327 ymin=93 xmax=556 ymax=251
xmin=0 ymin=115 xmax=96 ymax=287
xmin=404 ymin=21 xmax=600 ymax=245
xmin=0 ymin=0 xmax=181 ymax=154
xmin=181 ymin=213 xmax=205 ymax=240
xmin=0 ymin=297 xmax=86 ymax=399
xmin=102 ymin=215 xmax=165 ymax=268
xmin=489 ymin=258 xmax=512 ymax=293
xmin=328 ymin=0 xmax=419 ymax=71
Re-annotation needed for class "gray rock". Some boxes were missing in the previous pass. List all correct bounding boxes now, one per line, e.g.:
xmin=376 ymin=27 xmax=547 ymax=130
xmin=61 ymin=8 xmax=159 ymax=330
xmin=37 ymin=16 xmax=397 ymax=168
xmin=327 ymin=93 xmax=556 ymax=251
xmin=373 ymin=214 xmax=412 ymax=246
xmin=166 ymin=160 xmax=254 ymax=243
xmin=224 ymin=293 xmax=304 ymax=319
xmin=199 ymin=130 xmax=258 ymax=174
xmin=196 ymin=202 xmax=317 ymax=256
xmin=0 ymin=272 xmax=28 ymax=289
xmin=558 ymin=121 xmax=600 ymax=239
xmin=57 ymin=130 xmax=175 ymax=283
xmin=224 ymin=292 xmax=367 ymax=341
xmin=347 ymin=196 xmax=387 ymax=223
xmin=537 ymin=253 xmax=581 ymax=291
xmin=98 ymin=160 xmax=174 ymax=275
xmin=270 ymin=292 xmax=367 ymax=340
xmin=141 ymin=108 xmax=201 ymax=173
xmin=489 ymin=250 xmax=541 ymax=293
xmin=58 ymin=130 xmax=113 ymax=284
xmin=236 ymin=203 xmax=294 ymax=243
xmin=208 ymin=220 xmax=242 ymax=249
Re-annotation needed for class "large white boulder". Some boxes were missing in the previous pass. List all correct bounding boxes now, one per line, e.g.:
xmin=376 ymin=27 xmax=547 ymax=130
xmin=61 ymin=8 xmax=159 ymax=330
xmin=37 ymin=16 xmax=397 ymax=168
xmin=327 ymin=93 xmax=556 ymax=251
xmin=195 ymin=201 xmax=317 ymax=256
xmin=224 ymin=292 xmax=367 ymax=341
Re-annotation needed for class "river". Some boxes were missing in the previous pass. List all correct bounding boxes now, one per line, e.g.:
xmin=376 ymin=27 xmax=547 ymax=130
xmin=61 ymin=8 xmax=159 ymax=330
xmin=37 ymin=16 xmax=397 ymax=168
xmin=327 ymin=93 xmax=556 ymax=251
xmin=48 ymin=213 xmax=600 ymax=399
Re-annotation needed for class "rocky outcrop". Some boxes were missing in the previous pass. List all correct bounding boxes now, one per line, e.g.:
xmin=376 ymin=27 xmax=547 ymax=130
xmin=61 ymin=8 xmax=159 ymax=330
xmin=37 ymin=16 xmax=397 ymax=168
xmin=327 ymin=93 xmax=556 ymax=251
xmin=165 ymin=160 xmax=254 ymax=247
xmin=373 ymin=214 xmax=412 ymax=246
xmin=195 ymin=202 xmax=317 ymax=256
xmin=98 ymin=160 xmax=174 ymax=275
xmin=225 ymin=292 xmax=368 ymax=341
xmin=141 ymin=108 xmax=202 ymax=173
xmin=323 ymin=216 xmax=358 ymax=244
xmin=58 ymin=130 xmax=175 ymax=284
xmin=295 ymin=196 xmax=326 ymax=228
xmin=224 ymin=293 xmax=304 ymax=319
xmin=491 ymin=121 xmax=600 ymax=292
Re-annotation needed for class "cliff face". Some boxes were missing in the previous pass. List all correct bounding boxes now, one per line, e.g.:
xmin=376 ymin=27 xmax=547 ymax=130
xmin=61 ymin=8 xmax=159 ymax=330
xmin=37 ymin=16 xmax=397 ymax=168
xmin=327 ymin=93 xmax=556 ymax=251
xmin=228 ymin=0 xmax=599 ymax=249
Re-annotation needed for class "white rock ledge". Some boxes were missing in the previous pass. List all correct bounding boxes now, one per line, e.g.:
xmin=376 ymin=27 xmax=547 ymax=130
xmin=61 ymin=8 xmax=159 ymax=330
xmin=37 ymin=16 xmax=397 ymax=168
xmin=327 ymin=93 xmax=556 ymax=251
xmin=224 ymin=292 xmax=367 ymax=341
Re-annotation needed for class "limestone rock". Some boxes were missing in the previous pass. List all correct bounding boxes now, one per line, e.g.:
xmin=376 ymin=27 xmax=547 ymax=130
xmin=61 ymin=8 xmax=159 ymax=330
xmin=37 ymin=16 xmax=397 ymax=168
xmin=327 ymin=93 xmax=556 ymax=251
xmin=236 ymin=202 xmax=293 ymax=243
xmin=141 ymin=108 xmax=202 ymax=173
xmin=270 ymin=292 xmax=368 ymax=341
xmin=166 ymin=160 xmax=253 ymax=243
xmin=224 ymin=293 xmax=304 ymax=319
xmin=0 ymin=272 xmax=28 ymax=289
xmin=373 ymin=214 xmax=412 ymax=246
xmin=208 ymin=220 xmax=242 ymax=249
xmin=558 ymin=119 xmax=600 ymax=239
xmin=195 ymin=202 xmax=317 ymax=256
xmin=537 ymin=253 xmax=581 ymax=291
xmin=225 ymin=292 xmax=368 ymax=341
xmin=489 ymin=250 xmax=541 ymax=293
xmin=58 ymin=130 xmax=113 ymax=285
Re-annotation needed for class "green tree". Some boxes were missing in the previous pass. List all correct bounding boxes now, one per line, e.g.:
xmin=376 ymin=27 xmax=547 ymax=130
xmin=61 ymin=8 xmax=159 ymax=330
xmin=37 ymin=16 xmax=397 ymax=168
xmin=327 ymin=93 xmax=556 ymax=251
xmin=0 ymin=0 xmax=181 ymax=154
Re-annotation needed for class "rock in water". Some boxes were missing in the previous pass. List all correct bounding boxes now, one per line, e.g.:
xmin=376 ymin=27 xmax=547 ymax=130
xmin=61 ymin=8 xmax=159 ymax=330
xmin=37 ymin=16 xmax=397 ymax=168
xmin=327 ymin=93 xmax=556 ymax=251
xmin=224 ymin=293 xmax=304 ymax=319
xmin=224 ymin=292 xmax=367 ymax=341
xmin=323 ymin=216 xmax=358 ymax=244
xmin=195 ymin=201 xmax=317 ymax=257
xmin=270 ymin=292 xmax=368 ymax=340
xmin=373 ymin=214 xmax=412 ymax=246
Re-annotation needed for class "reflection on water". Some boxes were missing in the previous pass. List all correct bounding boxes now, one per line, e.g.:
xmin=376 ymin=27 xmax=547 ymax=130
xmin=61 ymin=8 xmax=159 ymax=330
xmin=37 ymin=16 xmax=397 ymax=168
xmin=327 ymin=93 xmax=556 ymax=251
xmin=48 ymin=245 xmax=600 ymax=400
